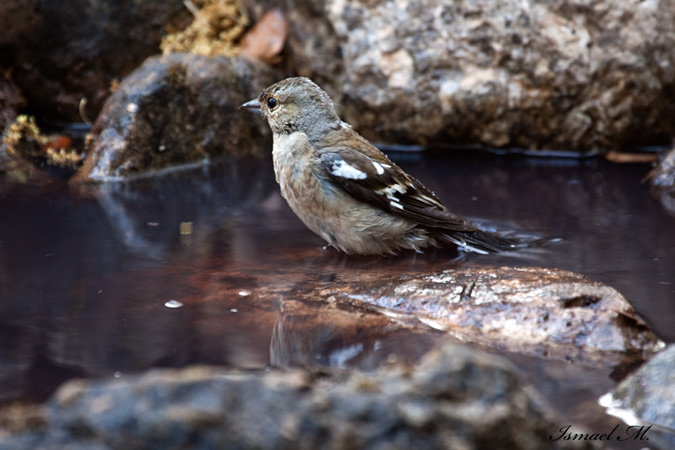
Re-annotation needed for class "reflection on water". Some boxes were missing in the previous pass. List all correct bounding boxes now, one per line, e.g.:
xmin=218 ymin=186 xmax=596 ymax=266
xmin=1 ymin=153 xmax=674 ymax=447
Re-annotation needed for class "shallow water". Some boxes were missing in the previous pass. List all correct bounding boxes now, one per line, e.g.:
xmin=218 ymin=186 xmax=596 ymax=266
xmin=1 ymin=152 xmax=673 ymax=448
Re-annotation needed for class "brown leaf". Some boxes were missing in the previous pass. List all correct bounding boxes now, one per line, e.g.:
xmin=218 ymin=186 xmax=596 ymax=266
xmin=239 ymin=8 xmax=287 ymax=63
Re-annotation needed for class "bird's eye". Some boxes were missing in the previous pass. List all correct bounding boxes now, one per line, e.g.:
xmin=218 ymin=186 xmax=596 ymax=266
xmin=267 ymin=97 xmax=278 ymax=109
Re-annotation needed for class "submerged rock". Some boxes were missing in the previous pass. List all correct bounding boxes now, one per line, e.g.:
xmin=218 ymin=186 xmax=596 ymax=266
xmin=285 ymin=0 xmax=675 ymax=151
xmin=0 ymin=343 xmax=601 ymax=450
xmin=73 ymin=54 xmax=275 ymax=182
xmin=600 ymin=345 xmax=675 ymax=449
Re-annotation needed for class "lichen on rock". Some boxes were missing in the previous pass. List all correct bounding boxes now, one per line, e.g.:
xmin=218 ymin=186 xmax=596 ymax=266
xmin=1 ymin=115 xmax=82 ymax=183
xmin=161 ymin=0 xmax=250 ymax=57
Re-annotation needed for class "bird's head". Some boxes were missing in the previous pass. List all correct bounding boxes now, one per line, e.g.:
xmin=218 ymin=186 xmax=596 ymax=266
xmin=241 ymin=77 xmax=342 ymax=140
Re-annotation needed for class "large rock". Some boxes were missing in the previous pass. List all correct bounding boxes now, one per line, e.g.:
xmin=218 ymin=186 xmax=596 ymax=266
xmin=285 ymin=0 xmax=675 ymax=151
xmin=317 ymin=265 xmax=664 ymax=366
xmin=0 ymin=343 xmax=601 ymax=450
xmin=0 ymin=0 xmax=186 ymax=121
xmin=600 ymin=345 xmax=675 ymax=449
xmin=72 ymin=54 xmax=276 ymax=182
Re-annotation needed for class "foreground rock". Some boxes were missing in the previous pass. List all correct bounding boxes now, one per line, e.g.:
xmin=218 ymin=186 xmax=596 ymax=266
xmin=650 ymin=147 xmax=675 ymax=215
xmin=72 ymin=54 xmax=276 ymax=182
xmin=284 ymin=0 xmax=675 ymax=151
xmin=600 ymin=345 xmax=675 ymax=449
xmin=0 ymin=343 xmax=601 ymax=450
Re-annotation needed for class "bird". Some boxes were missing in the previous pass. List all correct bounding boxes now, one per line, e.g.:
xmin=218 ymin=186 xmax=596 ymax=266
xmin=240 ymin=77 xmax=520 ymax=256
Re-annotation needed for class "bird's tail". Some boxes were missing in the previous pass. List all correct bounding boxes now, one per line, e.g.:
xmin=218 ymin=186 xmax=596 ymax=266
xmin=438 ymin=229 xmax=528 ymax=254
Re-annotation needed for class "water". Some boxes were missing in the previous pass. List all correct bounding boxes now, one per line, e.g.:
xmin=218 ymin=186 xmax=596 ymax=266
xmin=1 ymin=152 xmax=674 ymax=448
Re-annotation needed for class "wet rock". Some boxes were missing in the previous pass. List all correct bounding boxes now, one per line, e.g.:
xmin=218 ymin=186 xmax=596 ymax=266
xmin=321 ymin=266 xmax=663 ymax=365
xmin=600 ymin=345 xmax=675 ymax=449
xmin=0 ymin=343 xmax=601 ymax=450
xmin=0 ymin=0 xmax=186 ymax=121
xmin=650 ymin=147 xmax=675 ymax=215
xmin=72 ymin=54 xmax=276 ymax=182
xmin=285 ymin=0 xmax=675 ymax=151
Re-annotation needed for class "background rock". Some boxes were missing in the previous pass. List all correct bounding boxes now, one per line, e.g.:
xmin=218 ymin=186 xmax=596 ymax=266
xmin=0 ymin=343 xmax=601 ymax=450
xmin=284 ymin=0 xmax=675 ymax=152
xmin=73 ymin=54 xmax=275 ymax=182
xmin=0 ymin=0 xmax=186 ymax=122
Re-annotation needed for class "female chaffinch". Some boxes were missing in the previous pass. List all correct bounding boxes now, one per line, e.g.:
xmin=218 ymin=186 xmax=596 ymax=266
xmin=241 ymin=77 xmax=518 ymax=256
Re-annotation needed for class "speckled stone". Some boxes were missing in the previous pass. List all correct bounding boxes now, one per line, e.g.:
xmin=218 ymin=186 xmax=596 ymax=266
xmin=285 ymin=0 xmax=675 ymax=152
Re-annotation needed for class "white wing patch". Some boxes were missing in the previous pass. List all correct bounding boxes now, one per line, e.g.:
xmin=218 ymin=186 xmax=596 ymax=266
xmin=328 ymin=159 xmax=368 ymax=180
xmin=371 ymin=161 xmax=385 ymax=175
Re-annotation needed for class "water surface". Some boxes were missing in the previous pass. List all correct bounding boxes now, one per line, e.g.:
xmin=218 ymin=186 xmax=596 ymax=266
xmin=1 ymin=152 xmax=673 ymax=448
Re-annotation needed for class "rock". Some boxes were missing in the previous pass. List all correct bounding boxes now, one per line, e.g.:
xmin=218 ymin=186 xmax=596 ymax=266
xmin=72 ymin=54 xmax=276 ymax=182
xmin=324 ymin=266 xmax=663 ymax=365
xmin=0 ymin=0 xmax=186 ymax=121
xmin=650 ymin=147 xmax=675 ymax=215
xmin=600 ymin=345 xmax=675 ymax=449
xmin=0 ymin=343 xmax=601 ymax=450
xmin=284 ymin=0 xmax=675 ymax=151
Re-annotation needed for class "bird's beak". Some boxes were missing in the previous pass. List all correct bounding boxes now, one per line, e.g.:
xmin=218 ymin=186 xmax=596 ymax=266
xmin=239 ymin=99 xmax=263 ymax=116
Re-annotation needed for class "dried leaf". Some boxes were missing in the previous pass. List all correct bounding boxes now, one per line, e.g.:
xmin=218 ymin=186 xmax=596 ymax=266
xmin=604 ymin=151 xmax=658 ymax=164
xmin=239 ymin=9 xmax=287 ymax=63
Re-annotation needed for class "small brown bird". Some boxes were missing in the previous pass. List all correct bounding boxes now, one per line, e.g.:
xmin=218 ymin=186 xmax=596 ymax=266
xmin=241 ymin=77 xmax=518 ymax=256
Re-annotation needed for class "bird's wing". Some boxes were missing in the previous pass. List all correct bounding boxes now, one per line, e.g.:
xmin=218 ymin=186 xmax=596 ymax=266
xmin=318 ymin=145 xmax=479 ymax=232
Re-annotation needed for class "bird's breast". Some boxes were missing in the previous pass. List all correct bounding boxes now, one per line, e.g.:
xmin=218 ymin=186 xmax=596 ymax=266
xmin=272 ymin=132 xmax=320 ymax=204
